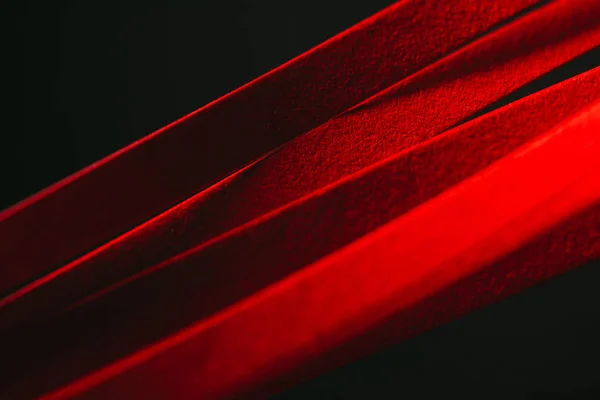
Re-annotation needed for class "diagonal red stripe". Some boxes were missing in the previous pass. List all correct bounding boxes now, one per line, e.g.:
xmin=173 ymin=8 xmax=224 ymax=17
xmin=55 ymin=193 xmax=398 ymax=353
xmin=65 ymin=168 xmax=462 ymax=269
xmin=3 ymin=0 xmax=599 ymax=334
xmin=2 ymin=67 xmax=599 ymax=400
xmin=42 ymin=100 xmax=600 ymax=400
xmin=0 ymin=0 xmax=546 ymax=295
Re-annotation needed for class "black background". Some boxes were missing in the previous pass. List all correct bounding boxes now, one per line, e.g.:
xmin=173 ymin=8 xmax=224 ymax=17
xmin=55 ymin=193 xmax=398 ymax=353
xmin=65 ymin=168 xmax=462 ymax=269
xmin=6 ymin=0 xmax=600 ymax=398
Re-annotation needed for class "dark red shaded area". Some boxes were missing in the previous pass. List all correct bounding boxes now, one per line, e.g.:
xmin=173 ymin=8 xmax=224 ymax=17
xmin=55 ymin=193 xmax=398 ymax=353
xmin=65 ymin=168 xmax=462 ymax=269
xmin=40 ymin=101 xmax=600 ymax=399
xmin=2 ymin=68 xmax=599 ymax=399
xmin=3 ymin=0 xmax=599 ymax=334
xmin=0 ymin=0 xmax=545 ymax=296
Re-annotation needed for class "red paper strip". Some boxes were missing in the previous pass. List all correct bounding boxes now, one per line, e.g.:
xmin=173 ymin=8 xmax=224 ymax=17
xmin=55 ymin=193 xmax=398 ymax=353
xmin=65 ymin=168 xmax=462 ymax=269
xmin=0 ymin=0 xmax=544 ymax=295
xmin=2 ymin=69 xmax=599 ymax=399
xmin=3 ymin=0 xmax=599 ymax=332
xmin=42 ymin=100 xmax=600 ymax=400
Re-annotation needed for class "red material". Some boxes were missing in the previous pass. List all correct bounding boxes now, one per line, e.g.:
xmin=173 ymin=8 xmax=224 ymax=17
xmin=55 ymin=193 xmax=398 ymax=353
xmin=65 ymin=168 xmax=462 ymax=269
xmin=41 ymin=101 xmax=600 ymax=399
xmin=2 ymin=1 xmax=600 ymax=398
xmin=2 ymin=68 xmax=599 ymax=399
xmin=0 ymin=0 xmax=543 ymax=295
xmin=3 ymin=0 xmax=599 ymax=333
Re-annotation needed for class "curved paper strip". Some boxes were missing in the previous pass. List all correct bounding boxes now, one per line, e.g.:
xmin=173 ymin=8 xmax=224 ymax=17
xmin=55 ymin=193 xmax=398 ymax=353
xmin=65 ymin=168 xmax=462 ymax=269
xmin=0 ymin=0 xmax=545 ymax=295
xmin=3 ymin=0 xmax=599 ymax=331
xmin=2 ymin=70 xmax=599 ymax=399
xmin=40 ymin=101 xmax=600 ymax=399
